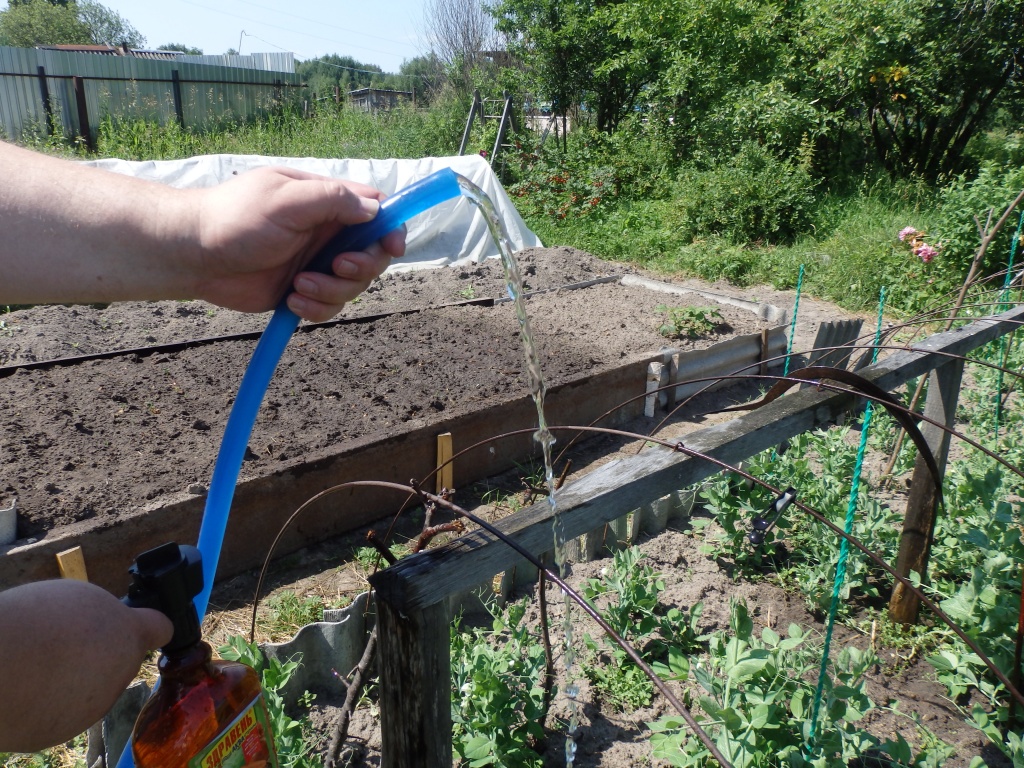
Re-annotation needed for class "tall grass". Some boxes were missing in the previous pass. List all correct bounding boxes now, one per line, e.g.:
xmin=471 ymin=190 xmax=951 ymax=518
xmin=92 ymin=101 xmax=466 ymax=162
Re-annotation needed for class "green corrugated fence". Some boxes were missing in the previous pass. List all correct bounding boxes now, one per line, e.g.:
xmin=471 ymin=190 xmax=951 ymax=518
xmin=0 ymin=46 xmax=303 ymax=146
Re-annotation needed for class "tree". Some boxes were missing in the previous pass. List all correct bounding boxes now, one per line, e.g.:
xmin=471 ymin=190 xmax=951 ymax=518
xmin=77 ymin=0 xmax=145 ymax=48
xmin=400 ymin=53 xmax=447 ymax=104
xmin=425 ymin=0 xmax=503 ymax=91
xmin=0 ymin=0 xmax=92 ymax=47
xmin=599 ymin=0 xmax=810 ymax=155
xmin=157 ymin=43 xmax=203 ymax=55
xmin=492 ymin=0 xmax=650 ymax=134
xmin=797 ymin=0 xmax=1024 ymax=180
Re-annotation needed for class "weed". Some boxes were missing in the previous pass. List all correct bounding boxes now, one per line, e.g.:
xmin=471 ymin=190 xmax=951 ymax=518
xmin=0 ymin=735 xmax=86 ymax=767
xmin=458 ymin=285 xmax=477 ymax=300
xmin=258 ymin=591 xmax=326 ymax=641
xmin=352 ymin=543 xmax=407 ymax=574
xmin=656 ymin=305 xmax=724 ymax=340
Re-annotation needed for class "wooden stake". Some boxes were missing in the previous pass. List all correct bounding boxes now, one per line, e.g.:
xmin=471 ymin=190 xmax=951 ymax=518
xmin=889 ymin=358 xmax=964 ymax=624
xmin=56 ymin=546 xmax=89 ymax=581
xmin=435 ymin=432 xmax=453 ymax=494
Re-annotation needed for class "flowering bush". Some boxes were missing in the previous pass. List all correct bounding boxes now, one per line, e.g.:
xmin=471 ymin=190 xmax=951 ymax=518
xmin=898 ymin=226 xmax=941 ymax=263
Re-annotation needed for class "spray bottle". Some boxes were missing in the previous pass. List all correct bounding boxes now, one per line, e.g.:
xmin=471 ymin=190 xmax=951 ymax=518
xmin=123 ymin=542 xmax=279 ymax=768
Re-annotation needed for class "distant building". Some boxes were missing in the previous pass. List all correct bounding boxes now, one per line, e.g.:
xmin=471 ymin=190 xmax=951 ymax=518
xmin=348 ymin=87 xmax=413 ymax=113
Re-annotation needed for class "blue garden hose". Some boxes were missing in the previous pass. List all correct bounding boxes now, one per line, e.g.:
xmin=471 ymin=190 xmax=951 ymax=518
xmin=194 ymin=166 xmax=463 ymax=619
xmin=117 ymin=167 xmax=463 ymax=768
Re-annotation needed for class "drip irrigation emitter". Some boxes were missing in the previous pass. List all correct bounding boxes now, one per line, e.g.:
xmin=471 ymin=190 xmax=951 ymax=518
xmin=116 ymin=167 xmax=465 ymax=768
xmin=746 ymin=487 xmax=797 ymax=547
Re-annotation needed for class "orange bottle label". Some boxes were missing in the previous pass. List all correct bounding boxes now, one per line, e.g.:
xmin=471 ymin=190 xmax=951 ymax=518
xmin=188 ymin=693 xmax=280 ymax=768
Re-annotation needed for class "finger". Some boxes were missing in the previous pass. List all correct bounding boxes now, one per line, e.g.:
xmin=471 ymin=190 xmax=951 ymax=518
xmin=259 ymin=166 xmax=387 ymax=202
xmin=265 ymin=176 xmax=382 ymax=234
xmin=288 ymin=251 xmax=391 ymax=322
xmin=131 ymin=606 xmax=174 ymax=651
xmin=378 ymin=226 xmax=407 ymax=259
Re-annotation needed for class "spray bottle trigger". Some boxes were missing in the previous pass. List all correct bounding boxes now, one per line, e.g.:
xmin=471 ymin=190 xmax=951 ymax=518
xmin=123 ymin=542 xmax=204 ymax=651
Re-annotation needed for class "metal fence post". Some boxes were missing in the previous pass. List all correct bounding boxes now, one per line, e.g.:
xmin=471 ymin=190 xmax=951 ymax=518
xmin=72 ymin=76 xmax=94 ymax=150
xmin=889 ymin=357 xmax=966 ymax=624
xmin=458 ymin=89 xmax=481 ymax=156
xmin=375 ymin=597 xmax=452 ymax=768
xmin=170 ymin=69 xmax=185 ymax=128
xmin=36 ymin=66 xmax=53 ymax=135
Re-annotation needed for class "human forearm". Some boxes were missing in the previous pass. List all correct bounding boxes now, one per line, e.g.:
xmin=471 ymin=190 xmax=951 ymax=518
xmin=0 ymin=140 xmax=200 ymax=305
xmin=0 ymin=141 xmax=405 ymax=321
xmin=0 ymin=580 xmax=172 ymax=753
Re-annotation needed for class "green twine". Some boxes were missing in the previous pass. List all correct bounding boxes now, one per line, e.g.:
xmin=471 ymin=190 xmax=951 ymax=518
xmin=995 ymin=212 xmax=1023 ymax=434
xmin=784 ymin=265 xmax=805 ymax=378
xmin=806 ymin=286 xmax=886 ymax=751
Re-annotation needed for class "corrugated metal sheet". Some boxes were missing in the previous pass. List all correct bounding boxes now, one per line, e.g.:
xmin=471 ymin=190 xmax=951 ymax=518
xmin=0 ymin=46 xmax=301 ymax=143
xmin=177 ymin=52 xmax=295 ymax=73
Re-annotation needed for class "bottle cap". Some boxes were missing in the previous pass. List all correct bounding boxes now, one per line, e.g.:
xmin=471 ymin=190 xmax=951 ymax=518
xmin=123 ymin=542 xmax=204 ymax=652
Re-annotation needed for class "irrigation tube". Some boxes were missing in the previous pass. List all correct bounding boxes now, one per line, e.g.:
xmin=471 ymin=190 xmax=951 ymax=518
xmin=115 ymin=168 xmax=463 ymax=768
xmin=806 ymin=286 xmax=886 ymax=750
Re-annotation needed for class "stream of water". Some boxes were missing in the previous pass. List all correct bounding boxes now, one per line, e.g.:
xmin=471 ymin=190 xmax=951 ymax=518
xmin=457 ymin=176 xmax=580 ymax=765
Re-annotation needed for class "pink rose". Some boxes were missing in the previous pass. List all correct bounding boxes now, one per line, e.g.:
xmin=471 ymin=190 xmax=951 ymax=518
xmin=898 ymin=226 xmax=918 ymax=242
xmin=915 ymin=243 xmax=938 ymax=263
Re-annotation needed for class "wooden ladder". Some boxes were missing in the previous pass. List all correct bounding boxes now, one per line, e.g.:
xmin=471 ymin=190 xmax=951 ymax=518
xmin=458 ymin=88 xmax=515 ymax=168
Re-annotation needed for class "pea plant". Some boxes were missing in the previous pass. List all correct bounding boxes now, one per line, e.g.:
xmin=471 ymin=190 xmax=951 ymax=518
xmin=450 ymin=600 xmax=549 ymax=768
xmin=648 ymin=601 xmax=953 ymax=768
xmin=581 ymin=546 xmax=704 ymax=712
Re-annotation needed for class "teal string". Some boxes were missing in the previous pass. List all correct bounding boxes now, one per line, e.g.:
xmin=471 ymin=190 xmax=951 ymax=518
xmin=784 ymin=265 xmax=805 ymax=378
xmin=995 ymin=212 xmax=1023 ymax=434
xmin=806 ymin=286 xmax=886 ymax=751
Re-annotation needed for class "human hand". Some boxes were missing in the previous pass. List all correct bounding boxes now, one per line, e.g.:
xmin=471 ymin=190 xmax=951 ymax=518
xmin=189 ymin=166 xmax=406 ymax=322
xmin=0 ymin=580 xmax=173 ymax=753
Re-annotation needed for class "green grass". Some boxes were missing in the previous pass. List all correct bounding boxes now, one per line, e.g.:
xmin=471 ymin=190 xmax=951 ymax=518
xmin=90 ymin=102 xmax=466 ymax=162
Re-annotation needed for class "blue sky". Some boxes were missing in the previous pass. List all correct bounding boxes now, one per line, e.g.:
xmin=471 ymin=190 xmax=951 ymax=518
xmin=90 ymin=1 xmax=429 ymax=73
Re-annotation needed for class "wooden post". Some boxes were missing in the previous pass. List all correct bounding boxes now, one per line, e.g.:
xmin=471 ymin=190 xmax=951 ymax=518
xmin=889 ymin=357 xmax=965 ymax=624
xmin=170 ymin=70 xmax=185 ymax=128
xmin=436 ymin=432 xmax=453 ymax=494
xmin=376 ymin=597 xmax=451 ymax=768
xmin=56 ymin=546 xmax=89 ymax=581
xmin=36 ymin=66 xmax=52 ymax=135
xmin=72 ymin=76 xmax=94 ymax=151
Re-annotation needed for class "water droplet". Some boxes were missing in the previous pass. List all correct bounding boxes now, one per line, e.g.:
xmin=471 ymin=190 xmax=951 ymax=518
xmin=566 ymin=684 xmax=579 ymax=699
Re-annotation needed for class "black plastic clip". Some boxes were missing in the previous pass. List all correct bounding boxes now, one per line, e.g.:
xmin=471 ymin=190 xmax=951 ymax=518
xmin=748 ymin=487 xmax=797 ymax=546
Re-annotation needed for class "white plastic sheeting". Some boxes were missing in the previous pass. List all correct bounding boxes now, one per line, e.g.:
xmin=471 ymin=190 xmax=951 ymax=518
xmin=86 ymin=154 xmax=542 ymax=273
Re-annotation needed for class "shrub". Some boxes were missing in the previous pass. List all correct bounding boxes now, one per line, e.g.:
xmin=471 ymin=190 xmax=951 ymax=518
xmin=935 ymin=162 xmax=1024 ymax=277
xmin=672 ymin=143 xmax=816 ymax=245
